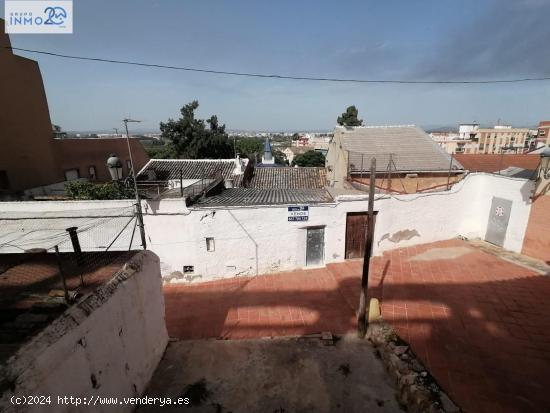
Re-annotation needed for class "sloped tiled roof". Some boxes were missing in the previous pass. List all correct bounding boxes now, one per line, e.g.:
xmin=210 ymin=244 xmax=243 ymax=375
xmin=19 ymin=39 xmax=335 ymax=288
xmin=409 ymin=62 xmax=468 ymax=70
xmin=454 ymin=154 xmax=540 ymax=173
xmin=136 ymin=159 xmax=238 ymax=181
xmin=337 ymin=126 xmax=463 ymax=172
xmin=235 ymin=167 xmax=327 ymax=189
xmin=196 ymin=188 xmax=333 ymax=206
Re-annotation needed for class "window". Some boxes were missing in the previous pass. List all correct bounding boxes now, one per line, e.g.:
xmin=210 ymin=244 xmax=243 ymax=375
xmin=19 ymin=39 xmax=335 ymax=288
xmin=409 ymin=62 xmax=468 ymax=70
xmin=183 ymin=265 xmax=194 ymax=274
xmin=88 ymin=165 xmax=97 ymax=180
xmin=64 ymin=169 xmax=80 ymax=181
xmin=206 ymin=237 xmax=215 ymax=252
xmin=0 ymin=171 xmax=10 ymax=190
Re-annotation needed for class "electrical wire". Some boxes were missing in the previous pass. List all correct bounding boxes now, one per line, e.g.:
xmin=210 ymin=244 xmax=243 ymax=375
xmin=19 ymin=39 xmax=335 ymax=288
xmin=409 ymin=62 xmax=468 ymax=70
xmin=6 ymin=46 xmax=550 ymax=85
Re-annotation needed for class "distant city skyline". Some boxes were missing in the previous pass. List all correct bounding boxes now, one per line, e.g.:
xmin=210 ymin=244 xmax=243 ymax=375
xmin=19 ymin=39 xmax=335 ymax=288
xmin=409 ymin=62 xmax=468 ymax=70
xmin=3 ymin=0 xmax=550 ymax=131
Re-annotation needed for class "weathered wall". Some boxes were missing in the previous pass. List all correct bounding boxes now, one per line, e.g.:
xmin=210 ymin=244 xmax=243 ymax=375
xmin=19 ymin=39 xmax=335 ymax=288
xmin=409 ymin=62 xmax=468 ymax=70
xmin=53 ymin=138 xmax=150 ymax=182
xmin=0 ymin=20 xmax=150 ymax=194
xmin=141 ymin=173 xmax=533 ymax=281
xmin=0 ymin=251 xmax=168 ymax=413
xmin=325 ymin=133 xmax=348 ymax=188
xmin=351 ymin=173 xmax=464 ymax=194
xmin=522 ymin=194 xmax=550 ymax=262
xmin=475 ymin=174 xmax=533 ymax=253
xmin=0 ymin=19 xmax=62 ymax=192
xmin=0 ymin=174 xmax=534 ymax=282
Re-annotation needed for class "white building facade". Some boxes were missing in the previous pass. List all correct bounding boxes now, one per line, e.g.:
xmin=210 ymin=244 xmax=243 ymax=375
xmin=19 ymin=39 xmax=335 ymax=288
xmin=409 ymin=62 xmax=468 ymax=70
xmin=0 ymin=173 xmax=534 ymax=283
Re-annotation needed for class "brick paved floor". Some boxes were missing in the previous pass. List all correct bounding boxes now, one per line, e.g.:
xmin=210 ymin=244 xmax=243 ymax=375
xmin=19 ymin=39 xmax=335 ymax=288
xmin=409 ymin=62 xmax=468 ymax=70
xmin=165 ymin=239 xmax=550 ymax=413
xmin=164 ymin=268 xmax=357 ymax=339
xmin=332 ymin=239 xmax=550 ymax=413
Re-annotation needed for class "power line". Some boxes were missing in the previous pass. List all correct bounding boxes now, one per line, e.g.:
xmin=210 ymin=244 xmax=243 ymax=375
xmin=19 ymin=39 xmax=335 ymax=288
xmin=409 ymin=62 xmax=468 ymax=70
xmin=6 ymin=46 xmax=550 ymax=85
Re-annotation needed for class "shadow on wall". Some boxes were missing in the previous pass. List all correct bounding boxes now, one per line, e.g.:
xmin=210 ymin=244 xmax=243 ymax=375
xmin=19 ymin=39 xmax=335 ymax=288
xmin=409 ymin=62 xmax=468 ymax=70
xmin=519 ymin=180 xmax=536 ymax=204
xmin=163 ymin=247 xmax=550 ymax=413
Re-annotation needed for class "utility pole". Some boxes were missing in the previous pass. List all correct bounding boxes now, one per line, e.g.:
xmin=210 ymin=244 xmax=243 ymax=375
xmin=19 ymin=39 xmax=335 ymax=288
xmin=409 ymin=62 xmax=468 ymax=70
xmin=123 ymin=118 xmax=147 ymax=250
xmin=388 ymin=154 xmax=393 ymax=193
xmin=358 ymin=157 xmax=376 ymax=337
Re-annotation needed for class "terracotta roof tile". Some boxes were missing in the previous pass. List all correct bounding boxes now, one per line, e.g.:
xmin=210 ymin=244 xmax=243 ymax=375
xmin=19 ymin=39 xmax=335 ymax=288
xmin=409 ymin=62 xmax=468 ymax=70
xmin=454 ymin=154 xmax=540 ymax=173
xmin=235 ymin=167 xmax=327 ymax=189
xmin=137 ymin=159 xmax=238 ymax=181
xmin=196 ymin=188 xmax=333 ymax=206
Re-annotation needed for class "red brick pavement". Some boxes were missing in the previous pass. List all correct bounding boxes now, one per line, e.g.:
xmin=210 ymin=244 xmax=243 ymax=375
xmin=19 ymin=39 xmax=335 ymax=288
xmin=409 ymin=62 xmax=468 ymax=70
xmin=164 ymin=268 xmax=357 ymax=339
xmin=332 ymin=239 xmax=550 ymax=413
xmin=165 ymin=239 xmax=550 ymax=413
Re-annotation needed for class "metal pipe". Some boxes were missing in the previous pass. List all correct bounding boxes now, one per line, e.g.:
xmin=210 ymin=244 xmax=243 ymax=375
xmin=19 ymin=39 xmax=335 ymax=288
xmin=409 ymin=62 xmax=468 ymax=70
xmin=54 ymin=245 xmax=70 ymax=304
xmin=124 ymin=119 xmax=147 ymax=250
xmin=180 ymin=169 xmax=184 ymax=197
xmin=65 ymin=226 xmax=83 ymax=267
xmin=388 ymin=154 xmax=393 ymax=193
xmin=446 ymin=153 xmax=454 ymax=190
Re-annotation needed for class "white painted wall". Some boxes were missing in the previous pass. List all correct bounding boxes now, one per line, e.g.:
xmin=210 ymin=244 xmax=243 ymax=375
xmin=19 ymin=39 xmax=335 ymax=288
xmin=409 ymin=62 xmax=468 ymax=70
xmin=0 ymin=174 xmax=534 ymax=283
xmin=473 ymin=174 xmax=533 ymax=252
xmin=0 ymin=251 xmax=168 ymax=413
xmin=141 ymin=174 xmax=534 ymax=281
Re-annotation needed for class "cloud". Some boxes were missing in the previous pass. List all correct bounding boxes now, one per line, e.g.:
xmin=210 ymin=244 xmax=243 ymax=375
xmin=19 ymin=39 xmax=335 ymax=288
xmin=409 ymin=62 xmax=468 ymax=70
xmin=413 ymin=0 xmax=550 ymax=80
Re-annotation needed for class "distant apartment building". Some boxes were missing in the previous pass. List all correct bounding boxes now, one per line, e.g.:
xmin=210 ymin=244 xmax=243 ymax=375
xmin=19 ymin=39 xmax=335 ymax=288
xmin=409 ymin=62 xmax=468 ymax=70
xmin=431 ymin=124 xmax=531 ymax=155
xmin=292 ymin=133 xmax=331 ymax=150
xmin=0 ymin=19 xmax=149 ymax=198
xmin=459 ymin=123 xmax=479 ymax=140
xmin=430 ymin=131 xmax=477 ymax=154
xmin=476 ymin=126 xmax=529 ymax=154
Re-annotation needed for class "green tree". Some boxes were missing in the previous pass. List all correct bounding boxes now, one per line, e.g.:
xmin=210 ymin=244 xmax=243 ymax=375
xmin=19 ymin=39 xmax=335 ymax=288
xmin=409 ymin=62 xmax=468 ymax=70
xmin=145 ymin=143 xmax=178 ymax=159
xmin=337 ymin=106 xmax=363 ymax=127
xmin=160 ymin=101 xmax=233 ymax=159
xmin=273 ymin=149 xmax=289 ymax=165
xmin=235 ymin=138 xmax=263 ymax=160
xmin=292 ymin=150 xmax=326 ymax=167
xmin=65 ymin=181 xmax=134 ymax=200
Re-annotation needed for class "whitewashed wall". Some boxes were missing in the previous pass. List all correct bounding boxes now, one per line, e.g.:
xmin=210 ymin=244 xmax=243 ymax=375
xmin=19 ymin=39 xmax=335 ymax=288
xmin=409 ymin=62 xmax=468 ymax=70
xmin=141 ymin=174 xmax=534 ymax=281
xmin=0 ymin=251 xmax=168 ymax=413
xmin=0 ymin=173 xmax=534 ymax=282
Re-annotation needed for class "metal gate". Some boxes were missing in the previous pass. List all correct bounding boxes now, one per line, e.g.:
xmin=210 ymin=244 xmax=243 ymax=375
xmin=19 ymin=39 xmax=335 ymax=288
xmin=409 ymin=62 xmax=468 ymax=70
xmin=485 ymin=197 xmax=512 ymax=247
xmin=306 ymin=227 xmax=325 ymax=267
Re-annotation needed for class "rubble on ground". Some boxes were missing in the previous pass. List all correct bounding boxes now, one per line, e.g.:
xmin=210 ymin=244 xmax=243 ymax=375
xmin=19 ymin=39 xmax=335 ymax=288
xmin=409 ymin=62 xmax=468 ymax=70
xmin=367 ymin=321 xmax=461 ymax=413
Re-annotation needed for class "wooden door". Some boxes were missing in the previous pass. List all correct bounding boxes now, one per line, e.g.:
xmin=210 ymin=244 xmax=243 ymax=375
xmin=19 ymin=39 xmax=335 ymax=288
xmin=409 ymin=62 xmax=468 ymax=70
xmin=345 ymin=212 xmax=368 ymax=259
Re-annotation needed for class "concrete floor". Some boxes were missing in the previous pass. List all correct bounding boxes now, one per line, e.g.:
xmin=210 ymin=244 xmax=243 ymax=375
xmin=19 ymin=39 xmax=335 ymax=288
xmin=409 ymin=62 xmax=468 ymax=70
xmin=140 ymin=335 xmax=403 ymax=413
